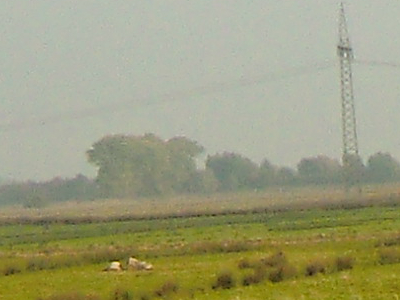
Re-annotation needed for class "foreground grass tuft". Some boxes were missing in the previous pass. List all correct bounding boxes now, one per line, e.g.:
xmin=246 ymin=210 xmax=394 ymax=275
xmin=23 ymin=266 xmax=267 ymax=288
xmin=3 ymin=264 xmax=22 ymax=276
xmin=268 ymin=263 xmax=297 ymax=283
xmin=112 ymin=288 xmax=133 ymax=300
xmin=305 ymin=258 xmax=330 ymax=276
xmin=238 ymin=258 xmax=253 ymax=269
xmin=261 ymin=251 xmax=287 ymax=268
xmin=379 ymin=247 xmax=400 ymax=265
xmin=240 ymin=251 xmax=297 ymax=285
xmin=212 ymin=270 xmax=236 ymax=290
xmin=154 ymin=280 xmax=179 ymax=297
xmin=37 ymin=293 xmax=100 ymax=300
xmin=242 ymin=268 xmax=266 ymax=286
xmin=335 ymin=255 xmax=355 ymax=271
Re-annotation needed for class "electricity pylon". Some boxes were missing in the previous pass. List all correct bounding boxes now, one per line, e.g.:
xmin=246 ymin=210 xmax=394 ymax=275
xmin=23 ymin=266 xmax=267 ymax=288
xmin=337 ymin=3 xmax=361 ymax=192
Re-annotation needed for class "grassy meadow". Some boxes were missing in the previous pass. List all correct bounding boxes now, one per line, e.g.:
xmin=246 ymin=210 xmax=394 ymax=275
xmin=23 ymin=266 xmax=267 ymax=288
xmin=0 ymin=185 xmax=400 ymax=300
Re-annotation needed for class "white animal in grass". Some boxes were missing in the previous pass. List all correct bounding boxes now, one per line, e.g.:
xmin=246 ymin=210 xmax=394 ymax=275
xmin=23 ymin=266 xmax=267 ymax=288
xmin=104 ymin=261 xmax=123 ymax=271
xmin=127 ymin=257 xmax=153 ymax=270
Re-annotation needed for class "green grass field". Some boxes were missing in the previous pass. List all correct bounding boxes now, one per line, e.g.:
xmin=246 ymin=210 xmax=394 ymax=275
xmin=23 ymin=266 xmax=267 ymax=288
xmin=1 ymin=186 xmax=400 ymax=300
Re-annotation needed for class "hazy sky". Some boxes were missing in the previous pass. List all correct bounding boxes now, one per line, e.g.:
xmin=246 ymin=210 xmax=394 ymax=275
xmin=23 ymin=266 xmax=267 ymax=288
xmin=1 ymin=1 xmax=399 ymax=181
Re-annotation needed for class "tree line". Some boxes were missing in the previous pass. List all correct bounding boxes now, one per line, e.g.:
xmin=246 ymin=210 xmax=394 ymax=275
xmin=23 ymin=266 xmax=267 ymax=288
xmin=1 ymin=133 xmax=399 ymax=207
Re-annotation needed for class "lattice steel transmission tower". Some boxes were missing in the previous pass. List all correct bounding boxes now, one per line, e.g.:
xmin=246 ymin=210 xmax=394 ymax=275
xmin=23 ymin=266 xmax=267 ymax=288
xmin=337 ymin=3 xmax=361 ymax=192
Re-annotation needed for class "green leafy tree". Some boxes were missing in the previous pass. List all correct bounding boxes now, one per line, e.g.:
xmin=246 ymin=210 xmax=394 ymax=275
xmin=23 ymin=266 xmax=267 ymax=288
xmin=87 ymin=134 xmax=204 ymax=197
xmin=205 ymin=152 xmax=258 ymax=191
xmin=87 ymin=134 xmax=157 ymax=197
xmin=366 ymin=152 xmax=400 ymax=183
xmin=297 ymin=155 xmax=342 ymax=185
xmin=185 ymin=170 xmax=219 ymax=194
xmin=256 ymin=159 xmax=278 ymax=188
xmin=0 ymin=175 xmax=98 ymax=207
xmin=275 ymin=166 xmax=297 ymax=186
xmin=165 ymin=136 xmax=204 ymax=193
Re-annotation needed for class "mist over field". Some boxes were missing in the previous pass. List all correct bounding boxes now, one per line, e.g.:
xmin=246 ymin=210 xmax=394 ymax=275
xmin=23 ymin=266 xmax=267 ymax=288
xmin=0 ymin=1 xmax=400 ymax=181
xmin=2 ymin=3 xmax=400 ymax=299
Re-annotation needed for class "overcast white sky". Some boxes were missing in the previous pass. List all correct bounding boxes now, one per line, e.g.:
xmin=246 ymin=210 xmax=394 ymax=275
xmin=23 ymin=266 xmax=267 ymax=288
xmin=0 ymin=1 xmax=399 ymax=181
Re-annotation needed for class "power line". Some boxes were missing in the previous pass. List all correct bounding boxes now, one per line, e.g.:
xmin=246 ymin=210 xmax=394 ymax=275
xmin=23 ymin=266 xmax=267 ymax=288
xmin=1 ymin=57 xmax=399 ymax=134
xmin=0 ymin=61 xmax=335 ymax=132
xmin=354 ymin=59 xmax=400 ymax=69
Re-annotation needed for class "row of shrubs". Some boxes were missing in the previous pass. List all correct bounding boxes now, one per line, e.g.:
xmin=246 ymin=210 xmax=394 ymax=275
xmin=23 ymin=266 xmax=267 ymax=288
xmin=35 ymin=252 xmax=354 ymax=300
xmin=213 ymin=251 xmax=355 ymax=290
xmin=1 ymin=238 xmax=265 ymax=277
xmin=37 ymin=280 xmax=180 ymax=300
xmin=4 ymin=239 xmax=400 ymax=279
xmin=212 ymin=246 xmax=400 ymax=291
xmin=36 ymin=248 xmax=400 ymax=300
xmin=4 ymin=240 xmax=400 ymax=278
xmin=2 ymin=246 xmax=134 ymax=276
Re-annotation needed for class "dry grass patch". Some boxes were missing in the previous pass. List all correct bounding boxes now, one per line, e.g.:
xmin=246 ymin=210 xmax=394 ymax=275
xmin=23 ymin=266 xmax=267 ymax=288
xmin=260 ymin=251 xmax=287 ymax=268
xmin=212 ymin=270 xmax=236 ymax=290
xmin=378 ymin=233 xmax=400 ymax=247
xmin=242 ymin=267 xmax=266 ymax=286
xmin=335 ymin=255 xmax=355 ymax=271
xmin=111 ymin=288 xmax=133 ymax=300
xmin=305 ymin=258 xmax=331 ymax=276
xmin=379 ymin=248 xmax=400 ymax=265
xmin=154 ymin=280 xmax=179 ymax=298
xmin=268 ymin=263 xmax=297 ymax=283
xmin=2 ymin=183 xmax=400 ymax=225
xmin=240 ymin=251 xmax=297 ymax=285
xmin=2 ymin=264 xmax=22 ymax=276
xmin=238 ymin=258 xmax=253 ymax=269
xmin=37 ymin=293 xmax=100 ymax=300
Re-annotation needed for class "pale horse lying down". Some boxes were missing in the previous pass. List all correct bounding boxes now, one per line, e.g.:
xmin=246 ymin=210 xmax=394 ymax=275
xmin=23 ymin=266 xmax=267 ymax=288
xmin=127 ymin=257 xmax=153 ymax=270
xmin=103 ymin=261 xmax=123 ymax=271
xmin=103 ymin=257 xmax=153 ymax=271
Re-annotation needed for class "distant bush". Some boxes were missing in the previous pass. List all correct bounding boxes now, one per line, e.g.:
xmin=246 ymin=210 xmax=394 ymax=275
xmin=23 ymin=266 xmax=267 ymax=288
xmin=25 ymin=254 xmax=86 ymax=273
xmin=335 ymin=255 xmax=355 ymax=271
xmin=83 ymin=246 xmax=131 ymax=265
xmin=112 ymin=288 xmax=133 ymax=300
xmin=379 ymin=248 xmax=400 ymax=265
xmin=191 ymin=240 xmax=256 ymax=255
xmin=23 ymin=195 xmax=50 ymax=209
xmin=37 ymin=293 xmax=100 ymax=300
xmin=238 ymin=258 xmax=254 ymax=269
xmin=212 ymin=271 xmax=236 ymax=290
xmin=268 ymin=263 xmax=297 ymax=283
xmin=137 ymin=292 xmax=151 ymax=300
xmin=378 ymin=233 xmax=400 ymax=247
xmin=242 ymin=268 xmax=266 ymax=286
xmin=261 ymin=251 xmax=287 ymax=268
xmin=154 ymin=280 xmax=179 ymax=297
xmin=20 ymin=247 xmax=132 ymax=275
xmin=26 ymin=257 xmax=51 ymax=271
xmin=240 ymin=251 xmax=297 ymax=286
xmin=305 ymin=258 xmax=330 ymax=276
xmin=3 ymin=264 xmax=22 ymax=276
xmin=0 ymin=175 xmax=99 ymax=207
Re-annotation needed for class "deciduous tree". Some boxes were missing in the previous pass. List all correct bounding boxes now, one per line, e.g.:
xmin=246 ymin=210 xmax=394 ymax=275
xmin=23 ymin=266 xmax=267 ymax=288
xmin=87 ymin=134 xmax=203 ymax=197
xmin=366 ymin=152 xmax=400 ymax=183
xmin=206 ymin=152 xmax=258 ymax=191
